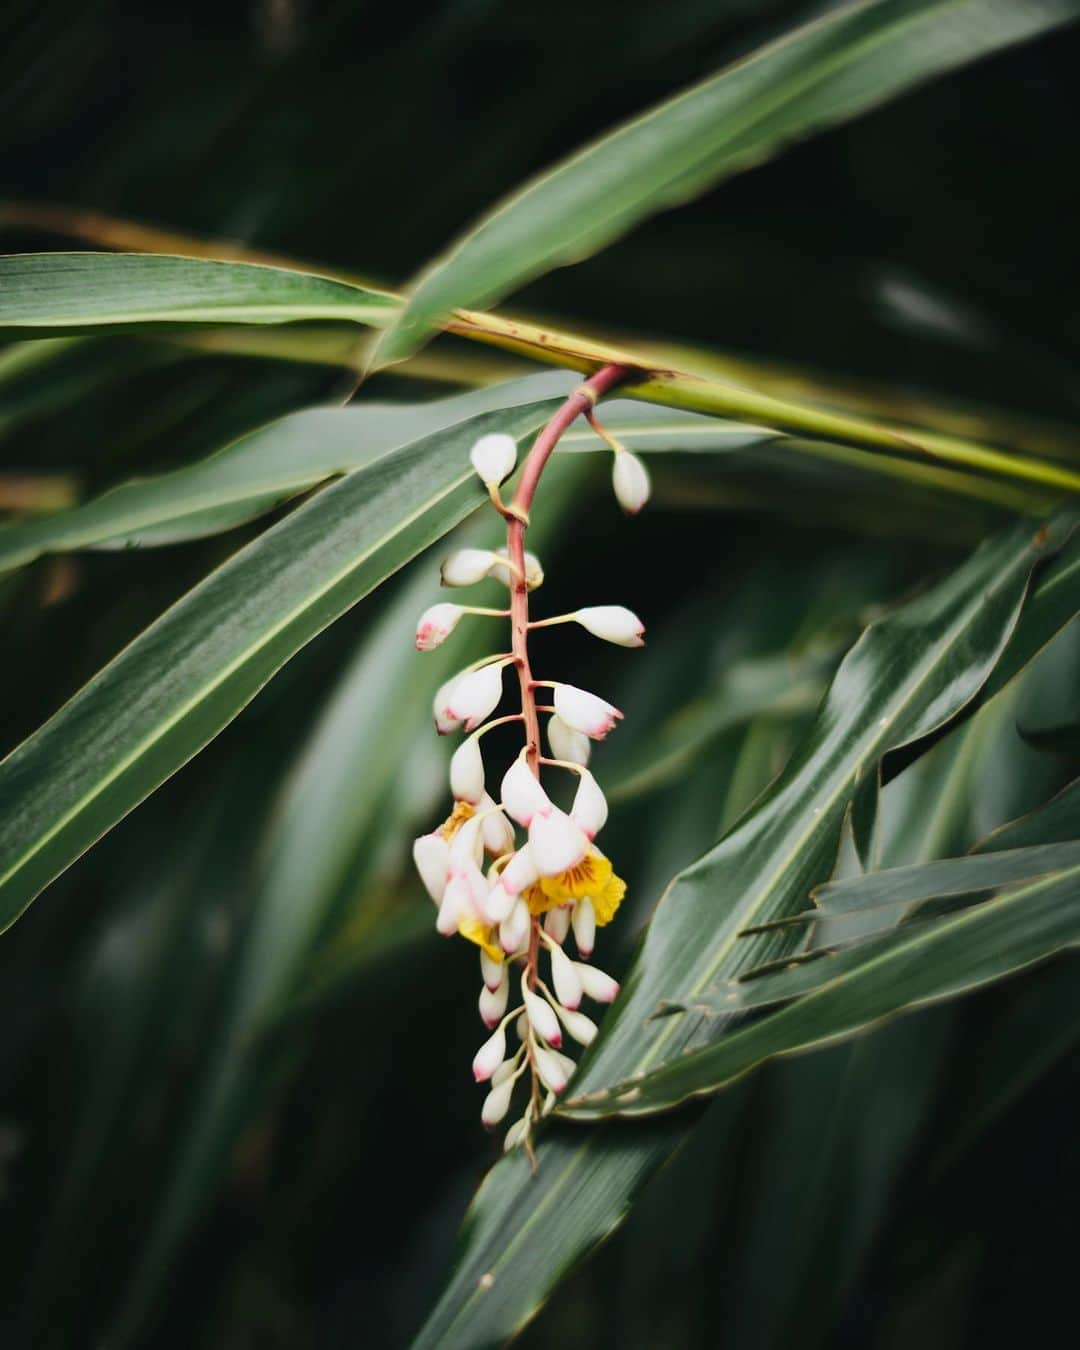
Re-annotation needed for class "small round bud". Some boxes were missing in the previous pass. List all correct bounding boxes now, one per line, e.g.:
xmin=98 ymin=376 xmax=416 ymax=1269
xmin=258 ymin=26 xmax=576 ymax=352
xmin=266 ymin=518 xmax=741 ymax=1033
xmin=470 ymin=433 xmax=518 ymax=486
xmin=503 ymin=1115 xmax=529 ymax=1152
xmin=575 ymin=605 xmax=645 ymax=648
xmin=553 ymin=683 xmax=622 ymax=740
xmin=570 ymin=772 xmax=607 ymax=840
xmin=499 ymin=897 xmax=531 ymax=954
xmin=415 ymin=602 xmax=464 ymax=651
xmin=479 ymin=977 xmax=509 ymax=1029
xmin=441 ymin=548 xmax=497 ymax=587
xmin=544 ymin=905 xmax=571 ymax=944
xmin=481 ymin=1078 xmax=515 ymax=1129
xmin=549 ymin=942 xmax=583 ymax=1011
xmin=574 ymin=960 xmax=620 ymax=1004
xmin=472 ymin=1025 xmax=507 ymax=1082
xmin=612 ymin=449 xmax=650 ymax=514
xmin=444 ymin=662 xmax=505 ymax=732
xmin=500 ymin=757 xmax=552 ymax=827
xmin=523 ymin=986 xmax=562 ymax=1047
xmin=450 ymin=737 xmax=485 ymax=803
xmin=547 ymin=715 xmax=590 ymax=767
xmin=560 ymin=1007 xmax=598 ymax=1047
xmin=412 ymin=833 xmax=449 ymax=903
xmin=571 ymin=897 xmax=596 ymax=958
xmin=534 ymin=1046 xmax=571 ymax=1095
xmin=491 ymin=547 xmax=544 ymax=590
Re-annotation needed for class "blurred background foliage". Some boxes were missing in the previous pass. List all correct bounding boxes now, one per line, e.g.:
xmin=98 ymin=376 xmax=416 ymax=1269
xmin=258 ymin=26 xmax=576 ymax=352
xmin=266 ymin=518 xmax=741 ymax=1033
xmin=1 ymin=1 xmax=1078 ymax=1347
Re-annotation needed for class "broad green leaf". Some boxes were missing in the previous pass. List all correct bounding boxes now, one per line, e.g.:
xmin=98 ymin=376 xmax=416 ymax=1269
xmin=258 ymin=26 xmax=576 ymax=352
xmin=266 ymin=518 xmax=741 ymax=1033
xmin=0 ymin=371 xmax=579 ymax=572
xmin=0 ymin=252 xmax=397 ymax=337
xmin=0 ymin=386 xmax=565 ymax=934
xmin=407 ymin=512 xmax=1075 ymax=1348
xmin=613 ymin=858 xmax=1080 ymax=1112
xmin=972 ymin=775 xmax=1080 ymax=852
xmin=374 ymin=0 xmax=1080 ymax=367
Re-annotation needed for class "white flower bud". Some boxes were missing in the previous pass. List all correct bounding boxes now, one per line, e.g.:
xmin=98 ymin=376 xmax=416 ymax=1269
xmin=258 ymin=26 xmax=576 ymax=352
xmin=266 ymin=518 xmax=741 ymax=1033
xmin=574 ymin=605 xmax=645 ymax=648
xmin=479 ymin=976 xmax=509 ymax=1029
xmin=500 ymin=757 xmax=552 ymax=827
xmin=412 ymin=833 xmax=449 ymax=904
xmin=478 ymin=795 xmax=515 ymax=855
xmin=415 ymin=602 xmax=465 ymax=651
xmin=440 ymin=548 xmax=497 ymax=587
xmin=499 ymin=845 xmax=539 ymax=897
xmin=612 ymin=449 xmax=650 ymax=514
xmin=450 ymin=736 xmax=485 ymax=803
xmin=503 ymin=1115 xmax=528 ymax=1152
xmin=448 ymin=815 xmax=484 ymax=870
xmin=491 ymin=546 xmax=544 ymax=590
xmin=553 ymin=683 xmax=622 ymax=740
xmin=549 ymin=943 xmax=583 ymax=1011
xmin=481 ymin=1078 xmax=515 ymax=1129
xmin=575 ymin=961 xmax=620 ymax=1004
xmin=436 ymin=874 xmax=468 ymax=936
xmin=472 ymin=1025 xmax=506 ymax=1082
xmin=492 ymin=1054 xmax=518 ymax=1087
xmin=570 ymin=771 xmax=607 ymax=840
xmin=433 ymin=675 xmax=464 ymax=735
xmin=523 ymin=986 xmax=563 ymax=1047
xmin=560 ymin=1007 xmax=598 ymax=1047
xmin=480 ymin=948 xmax=504 ymax=992
xmin=470 ymin=432 xmax=518 ymax=486
xmin=571 ymin=897 xmax=596 ymax=958
xmin=544 ymin=905 xmax=570 ymax=944
xmin=528 ymin=808 xmax=589 ymax=877
xmin=534 ymin=1045 xmax=570 ymax=1095
xmin=547 ymin=714 xmax=590 ymax=767
xmin=445 ymin=662 xmax=505 ymax=732
xmin=483 ymin=879 xmax=516 ymax=924
xmin=499 ymin=897 xmax=531 ymax=954
xmin=515 ymin=1012 xmax=529 ymax=1042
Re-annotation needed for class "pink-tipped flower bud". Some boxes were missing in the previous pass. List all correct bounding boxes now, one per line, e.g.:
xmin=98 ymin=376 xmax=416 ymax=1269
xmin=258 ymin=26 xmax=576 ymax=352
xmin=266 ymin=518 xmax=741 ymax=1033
xmin=528 ymin=808 xmax=589 ymax=877
xmin=480 ymin=948 xmax=504 ymax=992
xmin=549 ymin=943 xmax=583 ymax=1011
xmin=470 ymin=432 xmax=518 ymax=486
xmin=499 ymin=897 xmax=531 ymax=954
xmin=500 ymin=757 xmax=552 ymax=827
xmin=503 ymin=1115 xmax=528 ymax=1152
xmin=499 ymin=845 xmax=539 ymax=897
xmin=544 ymin=905 xmax=571 ymax=944
xmin=552 ymin=683 xmax=622 ymax=740
xmin=570 ymin=772 xmax=608 ymax=840
xmin=481 ymin=1078 xmax=515 ymax=1129
xmin=415 ymin=602 xmax=465 ymax=651
xmin=547 ymin=714 xmax=590 ymax=767
xmin=523 ymin=987 xmax=562 ymax=1047
xmin=479 ymin=975 xmax=509 ymax=1029
xmin=472 ymin=1025 xmax=506 ymax=1082
xmin=412 ymin=833 xmax=450 ymax=904
xmin=491 ymin=546 xmax=544 ymax=590
xmin=612 ymin=449 xmax=651 ymax=514
xmin=571 ymin=897 xmax=596 ymax=958
xmin=560 ymin=1007 xmax=598 ymax=1047
xmin=483 ymin=878 xmax=516 ymax=925
xmin=450 ymin=736 xmax=485 ymax=803
xmin=575 ymin=961 xmax=620 ymax=1004
xmin=433 ymin=675 xmax=464 ymax=735
xmin=534 ymin=1045 xmax=570 ymax=1095
xmin=440 ymin=548 xmax=497 ymax=587
xmin=575 ymin=605 xmax=645 ymax=648
xmin=436 ymin=874 xmax=468 ymax=937
xmin=444 ymin=662 xmax=505 ymax=732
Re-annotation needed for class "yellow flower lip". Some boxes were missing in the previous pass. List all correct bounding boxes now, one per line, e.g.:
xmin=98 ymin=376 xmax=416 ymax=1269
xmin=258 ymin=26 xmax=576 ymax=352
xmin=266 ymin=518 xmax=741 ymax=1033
xmin=524 ymin=850 xmax=626 ymax=926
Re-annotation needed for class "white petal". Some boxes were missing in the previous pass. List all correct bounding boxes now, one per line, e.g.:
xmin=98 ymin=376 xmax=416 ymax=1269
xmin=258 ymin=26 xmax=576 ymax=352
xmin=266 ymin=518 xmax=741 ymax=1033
xmin=571 ymin=897 xmax=596 ymax=958
xmin=415 ymin=602 xmax=464 ymax=651
xmin=445 ymin=662 xmax=505 ymax=732
xmin=500 ymin=757 xmax=552 ymax=827
xmin=543 ymin=905 xmax=570 ymax=944
xmin=470 ymin=432 xmax=518 ymax=486
xmin=440 ymin=548 xmax=497 ymax=587
xmin=560 ymin=1008 xmax=598 ymax=1046
xmin=433 ymin=675 xmax=464 ymax=735
xmin=491 ymin=546 xmax=544 ymax=590
xmin=499 ymin=897 xmax=531 ymax=954
xmin=549 ymin=943 xmax=583 ymax=1011
xmin=523 ymin=987 xmax=562 ymax=1047
xmin=533 ymin=1045 xmax=569 ymax=1095
xmin=472 ymin=1025 xmax=506 ymax=1082
xmin=528 ymin=808 xmax=588 ymax=877
xmin=547 ymin=714 xmax=590 ymax=766
xmin=480 ymin=948 xmax=504 ymax=992
xmin=575 ymin=604 xmax=645 ymax=648
xmin=450 ymin=737 xmax=485 ymax=803
xmin=552 ymin=683 xmax=623 ymax=740
xmin=436 ymin=875 xmax=468 ymax=936
xmin=499 ymin=845 xmax=539 ymax=896
xmin=448 ymin=815 xmax=484 ymax=870
xmin=612 ymin=449 xmax=650 ymax=514
xmin=480 ymin=799 xmax=515 ymax=856
xmin=574 ymin=961 xmax=620 ymax=1003
xmin=483 ymin=880 xmax=516 ymax=924
xmin=570 ymin=771 xmax=607 ymax=839
xmin=412 ymin=833 xmax=449 ymax=904
xmin=479 ymin=979 xmax=509 ymax=1029
xmin=481 ymin=1078 xmax=515 ymax=1128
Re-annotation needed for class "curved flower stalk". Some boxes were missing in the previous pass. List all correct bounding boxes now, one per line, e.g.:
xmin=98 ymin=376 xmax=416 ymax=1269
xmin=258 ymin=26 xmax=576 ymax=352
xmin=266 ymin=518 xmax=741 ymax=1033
xmin=411 ymin=363 xmax=647 ymax=1165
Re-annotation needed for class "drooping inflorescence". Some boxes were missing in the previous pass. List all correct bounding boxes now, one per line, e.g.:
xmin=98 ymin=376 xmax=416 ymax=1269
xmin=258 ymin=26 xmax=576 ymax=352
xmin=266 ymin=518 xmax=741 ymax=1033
xmin=411 ymin=368 xmax=648 ymax=1161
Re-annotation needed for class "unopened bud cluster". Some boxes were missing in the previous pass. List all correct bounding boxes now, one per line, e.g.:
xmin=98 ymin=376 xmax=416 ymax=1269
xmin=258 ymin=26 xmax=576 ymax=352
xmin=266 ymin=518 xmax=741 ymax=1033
xmin=411 ymin=407 xmax=647 ymax=1156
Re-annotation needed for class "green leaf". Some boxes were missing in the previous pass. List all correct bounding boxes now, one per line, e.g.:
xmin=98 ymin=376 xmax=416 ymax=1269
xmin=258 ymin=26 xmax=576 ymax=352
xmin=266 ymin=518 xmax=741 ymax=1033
xmin=972 ymin=775 xmax=1080 ymax=852
xmin=0 ymin=385 xmax=565 ymax=935
xmin=373 ymin=0 xmax=1080 ymax=367
xmin=0 ymin=252 xmax=397 ymax=338
xmin=0 ymin=371 xmax=579 ymax=573
xmin=611 ymin=857 xmax=1080 ymax=1112
xmin=406 ymin=512 xmax=1075 ymax=1349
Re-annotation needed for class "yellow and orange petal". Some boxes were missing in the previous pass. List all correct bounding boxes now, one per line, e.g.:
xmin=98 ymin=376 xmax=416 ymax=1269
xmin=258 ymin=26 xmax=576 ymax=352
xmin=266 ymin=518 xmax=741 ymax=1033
xmin=524 ymin=849 xmax=626 ymax=926
xmin=457 ymin=911 xmax=504 ymax=963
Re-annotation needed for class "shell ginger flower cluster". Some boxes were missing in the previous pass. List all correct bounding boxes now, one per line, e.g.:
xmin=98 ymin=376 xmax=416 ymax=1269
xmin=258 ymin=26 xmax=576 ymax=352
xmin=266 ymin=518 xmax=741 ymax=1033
xmin=411 ymin=369 xmax=648 ymax=1159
